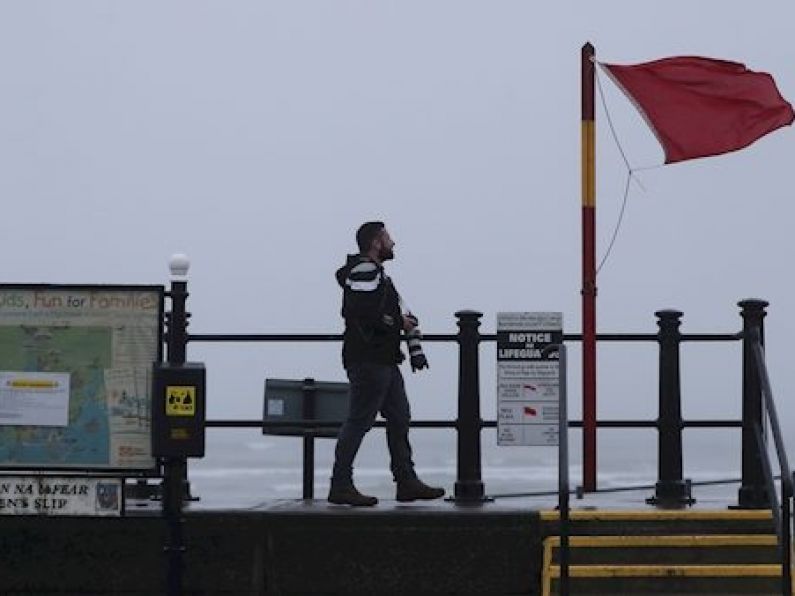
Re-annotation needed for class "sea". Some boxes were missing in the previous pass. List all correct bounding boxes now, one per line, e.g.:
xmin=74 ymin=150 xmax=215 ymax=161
xmin=186 ymin=426 xmax=747 ymax=509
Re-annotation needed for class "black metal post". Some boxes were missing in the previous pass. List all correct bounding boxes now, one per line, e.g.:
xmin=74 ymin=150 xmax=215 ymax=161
xmin=782 ymin=493 xmax=791 ymax=596
xmin=167 ymin=279 xmax=197 ymax=502
xmin=557 ymin=344 xmax=570 ymax=596
xmin=302 ymin=378 xmax=316 ymax=500
xmin=737 ymin=299 xmax=770 ymax=509
xmin=648 ymin=309 xmax=693 ymax=508
xmin=163 ymin=273 xmax=189 ymax=596
xmin=452 ymin=310 xmax=489 ymax=504
xmin=168 ymin=279 xmax=188 ymax=366
xmin=163 ymin=457 xmax=185 ymax=596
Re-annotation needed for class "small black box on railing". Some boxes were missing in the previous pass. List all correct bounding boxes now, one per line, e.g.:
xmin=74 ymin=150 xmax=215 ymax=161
xmin=263 ymin=378 xmax=349 ymax=438
xmin=152 ymin=362 xmax=206 ymax=457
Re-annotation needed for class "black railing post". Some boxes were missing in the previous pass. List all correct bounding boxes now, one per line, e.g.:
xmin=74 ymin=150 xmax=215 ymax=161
xmin=163 ymin=254 xmax=190 ymax=596
xmin=452 ymin=310 xmax=488 ymax=503
xmin=163 ymin=457 xmax=185 ymax=596
xmin=782 ymin=492 xmax=792 ymax=596
xmin=737 ymin=298 xmax=770 ymax=509
xmin=168 ymin=283 xmax=188 ymax=367
xmin=648 ymin=309 xmax=693 ymax=508
xmin=167 ymin=261 xmax=197 ymax=502
xmin=302 ymin=377 xmax=316 ymax=500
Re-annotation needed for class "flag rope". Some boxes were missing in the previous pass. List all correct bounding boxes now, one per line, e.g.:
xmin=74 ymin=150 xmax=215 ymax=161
xmin=596 ymin=170 xmax=631 ymax=275
xmin=593 ymin=67 xmax=660 ymax=274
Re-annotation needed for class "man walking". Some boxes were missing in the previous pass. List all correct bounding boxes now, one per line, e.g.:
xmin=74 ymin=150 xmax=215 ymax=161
xmin=328 ymin=221 xmax=445 ymax=506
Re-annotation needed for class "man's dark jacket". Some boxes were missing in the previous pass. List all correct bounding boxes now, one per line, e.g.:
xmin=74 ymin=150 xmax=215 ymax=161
xmin=336 ymin=254 xmax=404 ymax=368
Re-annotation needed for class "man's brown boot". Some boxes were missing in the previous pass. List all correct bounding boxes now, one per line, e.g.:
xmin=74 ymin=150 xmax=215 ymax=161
xmin=327 ymin=483 xmax=378 ymax=506
xmin=396 ymin=477 xmax=445 ymax=502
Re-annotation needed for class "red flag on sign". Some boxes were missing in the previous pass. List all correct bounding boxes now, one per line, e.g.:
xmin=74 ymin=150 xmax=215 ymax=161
xmin=601 ymin=57 xmax=794 ymax=163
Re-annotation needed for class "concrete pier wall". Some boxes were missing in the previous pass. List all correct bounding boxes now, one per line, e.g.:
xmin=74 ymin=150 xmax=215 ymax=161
xmin=0 ymin=505 xmax=544 ymax=595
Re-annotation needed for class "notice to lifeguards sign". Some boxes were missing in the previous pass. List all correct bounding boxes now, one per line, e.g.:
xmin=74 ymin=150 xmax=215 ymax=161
xmin=497 ymin=312 xmax=562 ymax=446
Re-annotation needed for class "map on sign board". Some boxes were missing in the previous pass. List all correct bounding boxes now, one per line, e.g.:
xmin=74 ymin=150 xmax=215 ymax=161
xmin=0 ymin=286 xmax=162 ymax=470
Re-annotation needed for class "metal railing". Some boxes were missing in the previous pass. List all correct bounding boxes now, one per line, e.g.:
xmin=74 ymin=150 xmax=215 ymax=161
xmin=748 ymin=320 xmax=793 ymax=596
xmin=189 ymin=313 xmax=747 ymax=507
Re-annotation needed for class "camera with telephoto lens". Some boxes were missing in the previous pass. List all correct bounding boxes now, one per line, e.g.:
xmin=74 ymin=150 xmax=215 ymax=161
xmin=405 ymin=314 xmax=429 ymax=372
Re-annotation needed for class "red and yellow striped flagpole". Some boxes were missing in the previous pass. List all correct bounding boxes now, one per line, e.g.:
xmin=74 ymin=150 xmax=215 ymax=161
xmin=581 ymin=42 xmax=597 ymax=492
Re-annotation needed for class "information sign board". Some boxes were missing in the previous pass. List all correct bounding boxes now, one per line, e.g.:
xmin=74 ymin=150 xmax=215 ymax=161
xmin=0 ymin=285 xmax=163 ymax=470
xmin=497 ymin=312 xmax=562 ymax=446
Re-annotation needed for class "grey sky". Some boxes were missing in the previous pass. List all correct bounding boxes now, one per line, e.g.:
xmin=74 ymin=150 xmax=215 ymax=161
xmin=1 ymin=2 xmax=792 ymax=464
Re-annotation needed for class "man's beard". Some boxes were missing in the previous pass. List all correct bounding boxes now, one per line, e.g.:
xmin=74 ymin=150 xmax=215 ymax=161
xmin=379 ymin=246 xmax=394 ymax=261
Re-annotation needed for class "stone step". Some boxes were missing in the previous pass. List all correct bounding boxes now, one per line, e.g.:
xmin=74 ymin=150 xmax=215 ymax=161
xmin=546 ymin=563 xmax=789 ymax=595
xmin=541 ymin=508 xmax=776 ymax=536
xmin=546 ymin=534 xmax=779 ymax=565
xmin=540 ymin=513 xmax=787 ymax=596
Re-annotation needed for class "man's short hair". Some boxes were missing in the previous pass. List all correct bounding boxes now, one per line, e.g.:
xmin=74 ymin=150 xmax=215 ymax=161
xmin=356 ymin=221 xmax=385 ymax=253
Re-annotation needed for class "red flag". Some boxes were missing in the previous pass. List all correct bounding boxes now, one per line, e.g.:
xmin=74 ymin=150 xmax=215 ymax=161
xmin=601 ymin=57 xmax=794 ymax=163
